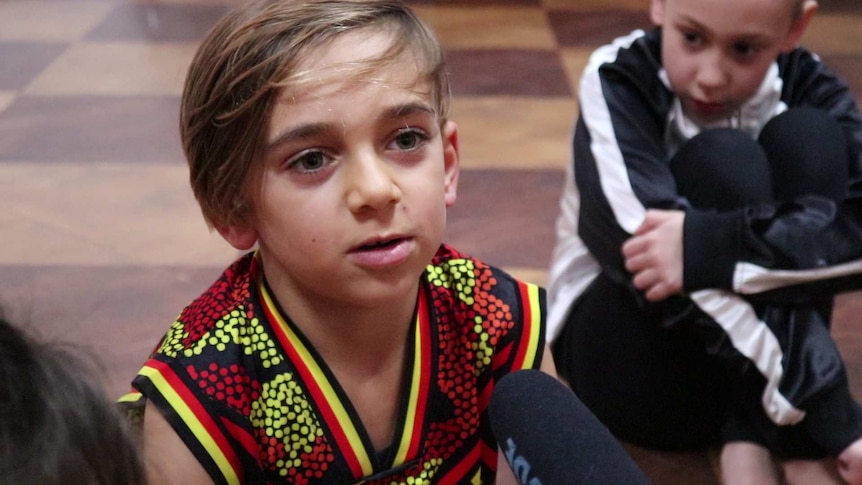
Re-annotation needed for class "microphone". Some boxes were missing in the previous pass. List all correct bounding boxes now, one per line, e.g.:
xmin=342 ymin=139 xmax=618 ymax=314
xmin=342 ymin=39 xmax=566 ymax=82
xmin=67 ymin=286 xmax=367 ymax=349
xmin=489 ymin=369 xmax=651 ymax=484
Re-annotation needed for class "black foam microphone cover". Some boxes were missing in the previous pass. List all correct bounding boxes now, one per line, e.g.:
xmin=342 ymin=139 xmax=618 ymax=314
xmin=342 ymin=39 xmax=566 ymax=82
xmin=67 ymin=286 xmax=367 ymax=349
xmin=489 ymin=369 xmax=651 ymax=484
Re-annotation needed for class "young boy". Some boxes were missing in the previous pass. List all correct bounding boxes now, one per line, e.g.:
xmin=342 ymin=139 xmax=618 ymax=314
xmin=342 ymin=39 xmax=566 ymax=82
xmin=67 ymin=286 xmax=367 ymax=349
xmin=547 ymin=0 xmax=862 ymax=483
xmin=124 ymin=1 xmax=556 ymax=483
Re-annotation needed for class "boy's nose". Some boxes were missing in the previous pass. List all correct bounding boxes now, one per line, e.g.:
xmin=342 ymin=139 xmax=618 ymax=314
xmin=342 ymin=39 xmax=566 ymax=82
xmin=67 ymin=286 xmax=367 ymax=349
xmin=345 ymin=152 xmax=402 ymax=212
xmin=695 ymin=53 xmax=728 ymax=92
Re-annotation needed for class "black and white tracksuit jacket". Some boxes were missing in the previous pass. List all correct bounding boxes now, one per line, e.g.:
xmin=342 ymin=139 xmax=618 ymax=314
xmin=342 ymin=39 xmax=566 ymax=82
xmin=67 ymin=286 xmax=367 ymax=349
xmin=547 ymin=28 xmax=862 ymax=453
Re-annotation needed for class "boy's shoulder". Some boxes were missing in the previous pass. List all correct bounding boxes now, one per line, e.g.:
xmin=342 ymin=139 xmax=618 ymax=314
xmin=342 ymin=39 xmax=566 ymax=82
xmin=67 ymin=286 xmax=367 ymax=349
xmin=155 ymin=253 xmax=259 ymax=357
xmin=185 ymin=252 xmax=257 ymax=322
xmin=426 ymin=245 xmax=545 ymax=369
xmin=587 ymin=28 xmax=659 ymax=65
xmin=775 ymin=44 xmax=824 ymax=72
xmin=426 ymin=244 xmax=543 ymax=308
xmin=427 ymin=244 xmax=520 ymax=286
xmin=582 ymin=28 xmax=663 ymax=90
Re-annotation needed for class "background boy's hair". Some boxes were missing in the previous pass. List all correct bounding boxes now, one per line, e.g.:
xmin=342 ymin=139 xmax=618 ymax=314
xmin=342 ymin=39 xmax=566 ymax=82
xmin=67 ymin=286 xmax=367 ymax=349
xmin=0 ymin=312 xmax=145 ymax=485
xmin=180 ymin=0 xmax=450 ymax=230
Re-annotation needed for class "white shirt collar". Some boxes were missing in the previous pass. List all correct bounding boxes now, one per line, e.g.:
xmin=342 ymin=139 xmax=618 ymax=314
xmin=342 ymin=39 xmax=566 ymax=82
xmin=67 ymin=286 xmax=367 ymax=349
xmin=661 ymin=62 xmax=787 ymax=157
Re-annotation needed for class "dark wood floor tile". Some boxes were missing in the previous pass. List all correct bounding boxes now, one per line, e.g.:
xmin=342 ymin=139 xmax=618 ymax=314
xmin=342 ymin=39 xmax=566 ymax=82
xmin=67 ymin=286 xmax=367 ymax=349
xmin=832 ymin=291 xmax=862 ymax=399
xmin=445 ymin=169 xmax=563 ymax=269
xmin=0 ymin=43 xmax=67 ymax=90
xmin=85 ymin=4 xmax=232 ymax=42
xmin=623 ymin=444 xmax=721 ymax=485
xmin=0 ymin=96 xmax=183 ymax=163
xmin=548 ymin=10 xmax=651 ymax=47
xmin=817 ymin=0 xmax=862 ymax=13
xmin=446 ymin=49 xmax=572 ymax=96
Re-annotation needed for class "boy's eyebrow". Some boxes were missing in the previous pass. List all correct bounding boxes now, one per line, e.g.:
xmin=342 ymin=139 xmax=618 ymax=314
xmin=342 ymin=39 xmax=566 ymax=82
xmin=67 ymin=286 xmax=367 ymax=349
xmin=265 ymin=122 xmax=330 ymax=151
xmin=678 ymin=14 xmax=769 ymax=43
xmin=380 ymin=102 xmax=436 ymax=121
xmin=677 ymin=14 xmax=711 ymax=34
xmin=265 ymin=102 xmax=436 ymax=151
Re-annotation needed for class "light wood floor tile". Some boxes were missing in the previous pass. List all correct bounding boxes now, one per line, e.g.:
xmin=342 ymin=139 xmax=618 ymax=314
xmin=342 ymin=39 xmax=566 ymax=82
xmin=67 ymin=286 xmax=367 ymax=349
xmin=0 ymin=163 xmax=238 ymax=266
xmin=451 ymin=96 xmax=577 ymax=170
xmin=0 ymin=1 xmax=115 ymax=42
xmin=25 ymin=42 xmax=198 ymax=96
xmin=414 ymin=6 xmax=557 ymax=49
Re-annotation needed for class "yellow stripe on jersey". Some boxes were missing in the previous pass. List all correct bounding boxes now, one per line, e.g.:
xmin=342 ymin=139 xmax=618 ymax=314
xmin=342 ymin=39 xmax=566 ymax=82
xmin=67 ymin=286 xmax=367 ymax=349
xmin=140 ymin=364 xmax=241 ymax=485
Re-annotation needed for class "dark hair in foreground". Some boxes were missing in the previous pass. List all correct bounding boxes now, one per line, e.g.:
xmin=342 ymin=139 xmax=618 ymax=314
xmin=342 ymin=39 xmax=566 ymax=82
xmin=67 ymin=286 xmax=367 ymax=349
xmin=0 ymin=314 xmax=145 ymax=485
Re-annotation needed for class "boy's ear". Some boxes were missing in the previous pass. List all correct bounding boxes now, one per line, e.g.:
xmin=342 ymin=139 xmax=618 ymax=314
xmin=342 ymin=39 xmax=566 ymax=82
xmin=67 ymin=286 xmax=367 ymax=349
xmin=441 ymin=120 xmax=460 ymax=208
xmin=649 ymin=0 xmax=665 ymax=26
xmin=781 ymin=0 xmax=817 ymax=52
xmin=215 ymin=223 xmax=259 ymax=250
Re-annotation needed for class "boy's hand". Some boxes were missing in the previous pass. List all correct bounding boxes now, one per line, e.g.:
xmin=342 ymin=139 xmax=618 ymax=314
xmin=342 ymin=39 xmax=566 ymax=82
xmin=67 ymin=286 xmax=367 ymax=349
xmin=839 ymin=438 xmax=862 ymax=485
xmin=621 ymin=209 xmax=685 ymax=302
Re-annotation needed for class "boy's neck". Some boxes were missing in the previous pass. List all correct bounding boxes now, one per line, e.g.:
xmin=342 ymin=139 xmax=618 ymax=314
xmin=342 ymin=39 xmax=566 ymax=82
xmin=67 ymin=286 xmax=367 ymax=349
xmin=276 ymin=284 xmax=414 ymax=453
xmin=307 ymin=305 xmax=414 ymax=372
xmin=269 ymin=278 xmax=418 ymax=371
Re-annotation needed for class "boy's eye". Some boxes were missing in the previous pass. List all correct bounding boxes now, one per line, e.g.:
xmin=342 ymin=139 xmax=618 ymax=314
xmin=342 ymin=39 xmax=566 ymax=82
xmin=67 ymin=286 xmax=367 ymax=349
xmin=682 ymin=31 xmax=703 ymax=46
xmin=732 ymin=42 xmax=758 ymax=58
xmin=287 ymin=150 xmax=331 ymax=173
xmin=390 ymin=129 xmax=429 ymax=152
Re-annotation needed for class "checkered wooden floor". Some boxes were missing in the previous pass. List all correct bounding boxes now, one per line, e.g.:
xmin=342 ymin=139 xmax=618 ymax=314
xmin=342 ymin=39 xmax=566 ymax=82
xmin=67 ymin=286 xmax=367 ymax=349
xmin=1 ymin=1 xmax=861 ymax=482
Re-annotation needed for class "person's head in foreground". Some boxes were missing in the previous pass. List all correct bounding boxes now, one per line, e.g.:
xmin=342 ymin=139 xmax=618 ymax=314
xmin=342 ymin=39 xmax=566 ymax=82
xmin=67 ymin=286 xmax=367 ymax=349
xmin=0 ymin=313 xmax=144 ymax=485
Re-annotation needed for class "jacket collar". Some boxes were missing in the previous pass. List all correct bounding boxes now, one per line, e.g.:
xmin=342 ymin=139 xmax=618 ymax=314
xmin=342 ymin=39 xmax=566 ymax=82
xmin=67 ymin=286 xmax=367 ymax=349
xmin=662 ymin=62 xmax=787 ymax=157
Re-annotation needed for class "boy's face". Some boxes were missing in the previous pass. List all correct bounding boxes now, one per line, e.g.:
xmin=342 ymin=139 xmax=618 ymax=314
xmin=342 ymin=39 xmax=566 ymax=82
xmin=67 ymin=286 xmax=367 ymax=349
xmin=651 ymin=0 xmax=812 ymax=124
xmin=220 ymin=29 xmax=459 ymax=310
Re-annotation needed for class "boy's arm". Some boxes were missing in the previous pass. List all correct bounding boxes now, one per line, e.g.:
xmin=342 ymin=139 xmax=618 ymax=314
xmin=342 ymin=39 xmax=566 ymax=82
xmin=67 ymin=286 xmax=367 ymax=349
xmin=496 ymin=452 xmax=520 ymax=485
xmin=572 ymin=29 xmax=685 ymax=296
xmin=142 ymin=400 xmax=214 ymax=485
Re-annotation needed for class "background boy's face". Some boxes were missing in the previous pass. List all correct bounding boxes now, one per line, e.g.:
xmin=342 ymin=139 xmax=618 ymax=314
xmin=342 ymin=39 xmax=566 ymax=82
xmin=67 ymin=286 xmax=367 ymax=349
xmin=222 ymin=29 xmax=459 ymax=310
xmin=651 ymin=0 xmax=807 ymax=124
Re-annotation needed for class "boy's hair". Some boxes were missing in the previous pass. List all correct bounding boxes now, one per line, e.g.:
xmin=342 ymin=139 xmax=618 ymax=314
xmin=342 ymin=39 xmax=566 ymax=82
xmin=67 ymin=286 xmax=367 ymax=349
xmin=181 ymin=0 xmax=450 ymax=229
xmin=0 ymin=315 xmax=145 ymax=484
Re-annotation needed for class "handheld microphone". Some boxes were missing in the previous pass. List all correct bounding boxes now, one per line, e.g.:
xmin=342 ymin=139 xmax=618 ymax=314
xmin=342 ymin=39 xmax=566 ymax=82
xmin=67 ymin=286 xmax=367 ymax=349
xmin=489 ymin=369 xmax=651 ymax=484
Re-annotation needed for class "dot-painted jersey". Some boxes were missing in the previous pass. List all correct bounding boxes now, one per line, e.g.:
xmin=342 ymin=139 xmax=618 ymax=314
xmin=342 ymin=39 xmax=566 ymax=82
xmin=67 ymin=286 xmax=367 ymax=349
xmin=130 ymin=244 xmax=545 ymax=484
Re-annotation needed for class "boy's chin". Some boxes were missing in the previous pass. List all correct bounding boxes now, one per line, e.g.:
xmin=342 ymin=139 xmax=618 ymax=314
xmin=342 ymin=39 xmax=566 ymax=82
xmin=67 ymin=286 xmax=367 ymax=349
xmin=688 ymin=110 xmax=738 ymax=128
xmin=683 ymin=101 xmax=736 ymax=126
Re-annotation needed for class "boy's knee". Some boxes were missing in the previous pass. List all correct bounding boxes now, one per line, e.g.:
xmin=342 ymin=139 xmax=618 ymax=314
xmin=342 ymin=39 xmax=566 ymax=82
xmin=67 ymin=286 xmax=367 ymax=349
xmin=671 ymin=128 xmax=771 ymax=210
xmin=760 ymin=108 xmax=848 ymax=203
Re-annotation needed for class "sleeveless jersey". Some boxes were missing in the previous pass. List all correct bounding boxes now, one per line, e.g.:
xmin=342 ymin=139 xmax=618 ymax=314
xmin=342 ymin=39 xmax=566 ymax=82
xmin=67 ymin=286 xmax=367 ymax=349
xmin=131 ymin=244 xmax=545 ymax=484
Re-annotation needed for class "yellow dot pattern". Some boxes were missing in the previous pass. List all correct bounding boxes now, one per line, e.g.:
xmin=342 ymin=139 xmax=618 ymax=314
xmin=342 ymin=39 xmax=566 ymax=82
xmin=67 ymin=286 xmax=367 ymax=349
xmin=427 ymin=259 xmax=476 ymax=307
xmin=251 ymin=373 xmax=328 ymax=477
xmin=157 ymin=306 xmax=282 ymax=368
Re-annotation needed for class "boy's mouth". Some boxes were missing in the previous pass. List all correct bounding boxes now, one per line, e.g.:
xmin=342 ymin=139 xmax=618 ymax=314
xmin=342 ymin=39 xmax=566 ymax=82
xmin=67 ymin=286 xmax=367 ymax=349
xmin=348 ymin=236 xmax=414 ymax=267
xmin=689 ymin=98 xmax=727 ymax=117
xmin=360 ymin=238 xmax=401 ymax=250
xmin=353 ymin=236 xmax=407 ymax=252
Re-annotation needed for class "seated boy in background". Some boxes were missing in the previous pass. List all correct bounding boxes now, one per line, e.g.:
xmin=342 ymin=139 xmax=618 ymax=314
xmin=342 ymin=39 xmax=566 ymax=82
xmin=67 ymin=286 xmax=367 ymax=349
xmin=547 ymin=0 xmax=862 ymax=483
